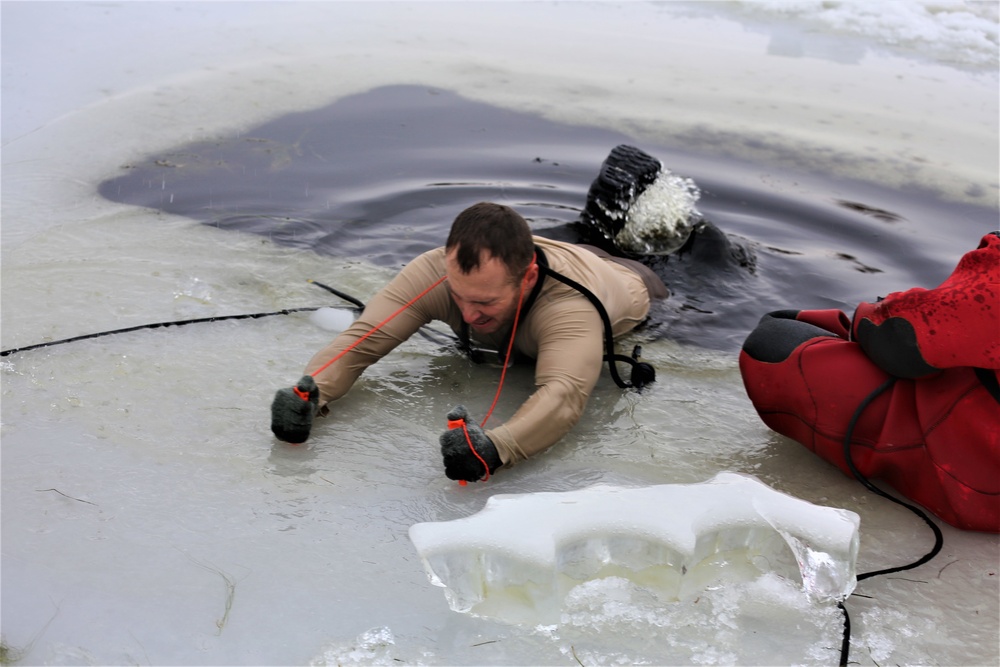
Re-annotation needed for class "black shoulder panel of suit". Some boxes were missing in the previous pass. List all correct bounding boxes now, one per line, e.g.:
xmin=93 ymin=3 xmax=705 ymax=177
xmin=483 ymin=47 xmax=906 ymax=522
xmin=974 ymin=367 xmax=1000 ymax=405
xmin=855 ymin=316 xmax=939 ymax=379
xmin=741 ymin=311 xmax=838 ymax=363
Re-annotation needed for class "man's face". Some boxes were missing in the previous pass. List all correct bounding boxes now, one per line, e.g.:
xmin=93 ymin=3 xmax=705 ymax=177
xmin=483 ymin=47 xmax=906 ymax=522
xmin=445 ymin=249 xmax=525 ymax=335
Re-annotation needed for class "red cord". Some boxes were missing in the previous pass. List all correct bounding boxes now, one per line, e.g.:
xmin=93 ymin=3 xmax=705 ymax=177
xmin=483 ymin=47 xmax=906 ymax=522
xmin=448 ymin=418 xmax=491 ymax=485
xmin=308 ymin=275 xmax=448 ymax=379
xmin=456 ymin=259 xmax=533 ymax=485
xmin=479 ymin=260 xmax=532 ymax=429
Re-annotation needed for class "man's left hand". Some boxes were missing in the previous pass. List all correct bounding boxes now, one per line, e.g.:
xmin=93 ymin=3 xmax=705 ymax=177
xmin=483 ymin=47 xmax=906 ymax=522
xmin=439 ymin=405 xmax=502 ymax=482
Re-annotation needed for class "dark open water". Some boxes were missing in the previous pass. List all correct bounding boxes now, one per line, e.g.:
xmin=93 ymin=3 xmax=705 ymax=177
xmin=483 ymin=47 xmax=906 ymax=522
xmin=98 ymin=84 xmax=997 ymax=351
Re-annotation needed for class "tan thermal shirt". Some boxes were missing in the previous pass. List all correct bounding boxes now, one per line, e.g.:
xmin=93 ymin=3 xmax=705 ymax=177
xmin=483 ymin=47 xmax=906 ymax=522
xmin=304 ymin=236 xmax=651 ymax=466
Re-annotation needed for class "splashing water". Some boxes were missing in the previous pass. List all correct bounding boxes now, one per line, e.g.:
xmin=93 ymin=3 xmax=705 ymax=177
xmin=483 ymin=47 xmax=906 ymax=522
xmin=613 ymin=170 xmax=703 ymax=255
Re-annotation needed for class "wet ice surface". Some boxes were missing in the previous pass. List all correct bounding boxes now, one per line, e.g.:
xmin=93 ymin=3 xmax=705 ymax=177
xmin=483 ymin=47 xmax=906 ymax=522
xmin=2 ymin=2 xmax=998 ymax=666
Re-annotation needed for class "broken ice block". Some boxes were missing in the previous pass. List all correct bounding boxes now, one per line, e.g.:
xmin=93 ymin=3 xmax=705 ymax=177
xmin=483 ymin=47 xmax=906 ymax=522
xmin=408 ymin=472 xmax=859 ymax=623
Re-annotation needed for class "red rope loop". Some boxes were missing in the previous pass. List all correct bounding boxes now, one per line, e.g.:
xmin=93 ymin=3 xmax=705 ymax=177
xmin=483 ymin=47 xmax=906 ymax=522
xmin=448 ymin=417 xmax=491 ymax=484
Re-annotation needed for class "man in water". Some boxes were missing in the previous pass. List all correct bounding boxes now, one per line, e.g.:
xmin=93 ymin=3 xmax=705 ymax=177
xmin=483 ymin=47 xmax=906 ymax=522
xmin=271 ymin=201 xmax=668 ymax=482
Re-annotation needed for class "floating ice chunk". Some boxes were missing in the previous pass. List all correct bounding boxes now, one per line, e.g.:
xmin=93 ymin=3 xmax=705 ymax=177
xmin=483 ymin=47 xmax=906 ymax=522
xmin=409 ymin=472 xmax=859 ymax=623
xmin=309 ymin=307 xmax=356 ymax=333
xmin=613 ymin=170 xmax=702 ymax=255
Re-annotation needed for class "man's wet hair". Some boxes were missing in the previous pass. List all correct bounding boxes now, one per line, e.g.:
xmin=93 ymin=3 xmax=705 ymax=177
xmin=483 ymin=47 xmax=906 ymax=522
xmin=446 ymin=202 xmax=534 ymax=281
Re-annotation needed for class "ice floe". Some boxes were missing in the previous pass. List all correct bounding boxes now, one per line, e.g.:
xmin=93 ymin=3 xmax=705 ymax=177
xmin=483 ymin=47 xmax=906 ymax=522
xmin=409 ymin=472 xmax=859 ymax=623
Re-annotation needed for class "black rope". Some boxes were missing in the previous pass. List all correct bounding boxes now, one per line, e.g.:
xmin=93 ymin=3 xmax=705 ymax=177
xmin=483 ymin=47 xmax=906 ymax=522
xmin=0 ymin=308 xmax=323 ymax=357
xmin=308 ymin=279 xmax=365 ymax=310
xmin=836 ymin=600 xmax=851 ymax=666
xmin=0 ymin=281 xmax=459 ymax=357
xmin=836 ymin=376 xmax=944 ymax=667
xmin=1 ymin=281 xmax=367 ymax=358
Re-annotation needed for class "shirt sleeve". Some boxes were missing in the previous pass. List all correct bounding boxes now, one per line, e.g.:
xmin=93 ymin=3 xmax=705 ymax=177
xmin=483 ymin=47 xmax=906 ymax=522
xmin=304 ymin=250 xmax=451 ymax=405
xmin=485 ymin=296 xmax=606 ymax=465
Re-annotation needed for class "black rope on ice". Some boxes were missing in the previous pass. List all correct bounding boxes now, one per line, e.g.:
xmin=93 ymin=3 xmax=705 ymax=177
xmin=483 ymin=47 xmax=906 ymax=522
xmin=0 ymin=308 xmax=323 ymax=357
xmin=836 ymin=376 xmax=944 ymax=667
xmin=1 ymin=281 xmax=367 ymax=357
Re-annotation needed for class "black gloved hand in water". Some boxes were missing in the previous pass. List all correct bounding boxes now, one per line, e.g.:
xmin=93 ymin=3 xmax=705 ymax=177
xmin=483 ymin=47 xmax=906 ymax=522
xmin=439 ymin=405 xmax=503 ymax=482
xmin=270 ymin=375 xmax=319 ymax=444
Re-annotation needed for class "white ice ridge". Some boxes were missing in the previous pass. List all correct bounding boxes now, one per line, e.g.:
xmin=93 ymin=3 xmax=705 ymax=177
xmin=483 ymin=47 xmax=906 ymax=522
xmin=409 ymin=472 xmax=860 ymax=623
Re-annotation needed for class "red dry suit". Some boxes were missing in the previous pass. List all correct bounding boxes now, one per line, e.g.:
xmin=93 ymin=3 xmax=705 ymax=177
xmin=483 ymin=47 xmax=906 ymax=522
xmin=739 ymin=232 xmax=1000 ymax=532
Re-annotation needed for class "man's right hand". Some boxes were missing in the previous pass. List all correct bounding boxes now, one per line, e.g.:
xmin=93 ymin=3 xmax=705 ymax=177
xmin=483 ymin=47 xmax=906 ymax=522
xmin=439 ymin=405 xmax=502 ymax=482
xmin=270 ymin=375 xmax=319 ymax=443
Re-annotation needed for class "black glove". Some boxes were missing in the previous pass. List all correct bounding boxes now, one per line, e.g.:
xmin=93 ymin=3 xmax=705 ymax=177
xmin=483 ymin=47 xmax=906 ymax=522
xmin=270 ymin=375 xmax=319 ymax=443
xmin=439 ymin=405 xmax=502 ymax=482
